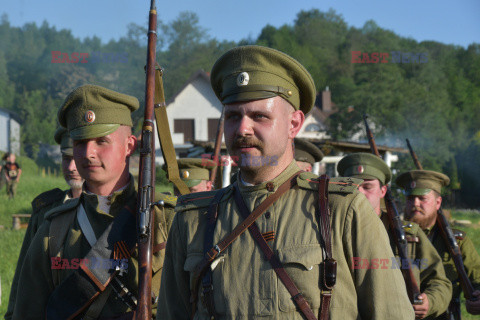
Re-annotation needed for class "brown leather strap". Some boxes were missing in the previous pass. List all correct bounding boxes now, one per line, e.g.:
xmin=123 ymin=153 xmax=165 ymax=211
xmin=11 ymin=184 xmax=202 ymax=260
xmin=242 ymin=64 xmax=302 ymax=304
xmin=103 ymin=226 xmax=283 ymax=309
xmin=153 ymin=242 xmax=166 ymax=254
xmin=190 ymin=171 xmax=302 ymax=317
xmin=233 ymin=184 xmax=317 ymax=320
xmin=318 ymin=175 xmax=335 ymax=320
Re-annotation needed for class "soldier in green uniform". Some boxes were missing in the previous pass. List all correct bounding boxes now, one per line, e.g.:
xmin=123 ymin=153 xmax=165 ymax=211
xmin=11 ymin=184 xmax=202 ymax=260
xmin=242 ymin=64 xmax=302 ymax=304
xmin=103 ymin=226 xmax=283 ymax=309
xmin=12 ymin=85 xmax=176 ymax=319
xmin=338 ymin=153 xmax=452 ymax=319
xmin=158 ymin=46 xmax=414 ymax=319
xmin=171 ymin=158 xmax=217 ymax=194
xmin=4 ymin=127 xmax=84 ymax=320
xmin=294 ymin=137 xmax=324 ymax=172
xmin=396 ymin=170 xmax=480 ymax=318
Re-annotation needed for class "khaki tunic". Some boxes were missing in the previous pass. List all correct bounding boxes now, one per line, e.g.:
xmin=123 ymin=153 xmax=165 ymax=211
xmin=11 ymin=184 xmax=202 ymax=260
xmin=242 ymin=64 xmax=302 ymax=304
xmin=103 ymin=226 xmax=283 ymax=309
xmin=380 ymin=213 xmax=452 ymax=318
xmin=425 ymin=224 xmax=480 ymax=301
xmin=158 ymin=162 xmax=415 ymax=319
xmin=5 ymin=188 xmax=69 ymax=320
xmin=12 ymin=180 xmax=176 ymax=319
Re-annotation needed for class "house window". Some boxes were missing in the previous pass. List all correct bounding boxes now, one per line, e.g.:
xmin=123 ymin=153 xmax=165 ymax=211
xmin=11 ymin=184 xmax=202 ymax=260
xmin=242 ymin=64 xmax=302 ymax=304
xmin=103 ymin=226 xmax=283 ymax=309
xmin=174 ymin=119 xmax=195 ymax=143
xmin=208 ymin=118 xmax=220 ymax=141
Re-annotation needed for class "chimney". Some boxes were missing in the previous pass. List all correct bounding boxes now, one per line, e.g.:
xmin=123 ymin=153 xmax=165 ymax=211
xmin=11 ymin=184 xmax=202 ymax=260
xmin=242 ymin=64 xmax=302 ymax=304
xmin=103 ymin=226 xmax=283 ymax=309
xmin=321 ymin=86 xmax=332 ymax=113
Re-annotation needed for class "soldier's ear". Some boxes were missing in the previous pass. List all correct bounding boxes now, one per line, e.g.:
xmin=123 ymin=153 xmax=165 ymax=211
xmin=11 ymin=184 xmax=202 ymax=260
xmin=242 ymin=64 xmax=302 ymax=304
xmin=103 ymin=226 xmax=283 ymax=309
xmin=435 ymin=196 xmax=442 ymax=211
xmin=126 ymin=134 xmax=137 ymax=157
xmin=289 ymin=110 xmax=305 ymax=139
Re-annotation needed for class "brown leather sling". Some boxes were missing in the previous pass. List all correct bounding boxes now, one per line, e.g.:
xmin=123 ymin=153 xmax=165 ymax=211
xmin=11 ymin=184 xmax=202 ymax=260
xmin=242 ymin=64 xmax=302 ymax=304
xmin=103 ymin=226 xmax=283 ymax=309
xmin=191 ymin=173 xmax=336 ymax=320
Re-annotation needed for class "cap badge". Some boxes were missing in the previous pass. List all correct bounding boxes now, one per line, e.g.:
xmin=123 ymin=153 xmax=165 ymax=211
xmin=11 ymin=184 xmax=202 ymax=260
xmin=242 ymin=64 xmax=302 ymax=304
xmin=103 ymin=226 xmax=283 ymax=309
xmin=85 ymin=110 xmax=96 ymax=123
xmin=182 ymin=170 xmax=190 ymax=179
xmin=411 ymin=181 xmax=416 ymax=188
xmin=237 ymin=72 xmax=250 ymax=86
xmin=357 ymin=165 xmax=364 ymax=174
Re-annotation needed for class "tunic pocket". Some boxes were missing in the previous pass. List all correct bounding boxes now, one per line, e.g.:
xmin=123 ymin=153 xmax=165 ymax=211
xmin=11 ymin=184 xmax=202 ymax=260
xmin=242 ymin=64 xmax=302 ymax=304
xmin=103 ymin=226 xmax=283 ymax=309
xmin=276 ymin=244 xmax=324 ymax=312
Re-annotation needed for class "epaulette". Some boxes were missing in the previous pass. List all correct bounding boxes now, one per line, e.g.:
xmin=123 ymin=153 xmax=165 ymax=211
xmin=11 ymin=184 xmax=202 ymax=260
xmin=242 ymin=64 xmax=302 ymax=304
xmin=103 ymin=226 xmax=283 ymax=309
xmin=297 ymin=173 xmax=362 ymax=194
xmin=175 ymin=186 xmax=233 ymax=213
xmin=44 ymin=197 xmax=80 ymax=221
xmin=452 ymin=228 xmax=466 ymax=240
xmin=31 ymin=188 xmax=65 ymax=213
xmin=154 ymin=192 xmax=177 ymax=208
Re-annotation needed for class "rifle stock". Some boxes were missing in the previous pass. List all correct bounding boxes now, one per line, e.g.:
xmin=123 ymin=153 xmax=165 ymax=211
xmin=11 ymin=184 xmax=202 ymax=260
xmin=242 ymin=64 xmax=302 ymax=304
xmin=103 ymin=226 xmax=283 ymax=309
xmin=136 ymin=0 xmax=157 ymax=318
xmin=405 ymin=138 xmax=476 ymax=301
xmin=363 ymin=115 xmax=422 ymax=305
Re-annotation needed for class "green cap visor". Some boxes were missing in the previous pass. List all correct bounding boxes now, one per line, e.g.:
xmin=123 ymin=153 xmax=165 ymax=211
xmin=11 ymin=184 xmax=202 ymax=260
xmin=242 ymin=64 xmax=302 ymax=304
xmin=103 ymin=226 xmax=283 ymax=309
xmin=70 ymin=124 xmax=120 ymax=140
xmin=342 ymin=166 xmax=388 ymax=185
xmin=184 ymin=179 xmax=202 ymax=188
xmin=405 ymin=188 xmax=432 ymax=196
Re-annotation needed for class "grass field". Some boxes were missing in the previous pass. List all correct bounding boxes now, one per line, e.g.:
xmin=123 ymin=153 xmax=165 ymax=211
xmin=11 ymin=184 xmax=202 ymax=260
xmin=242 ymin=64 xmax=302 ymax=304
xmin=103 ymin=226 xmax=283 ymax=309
xmin=0 ymin=172 xmax=479 ymax=318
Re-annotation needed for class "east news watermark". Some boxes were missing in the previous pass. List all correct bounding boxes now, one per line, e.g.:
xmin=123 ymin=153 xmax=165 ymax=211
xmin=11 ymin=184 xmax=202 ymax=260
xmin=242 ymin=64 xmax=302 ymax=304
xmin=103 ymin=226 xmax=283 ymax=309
xmin=201 ymin=154 xmax=279 ymax=167
xmin=51 ymin=51 xmax=129 ymax=64
xmin=351 ymin=51 xmax=428 ymax=64
xmin=352 ymin=257 xmax=429 ymax=270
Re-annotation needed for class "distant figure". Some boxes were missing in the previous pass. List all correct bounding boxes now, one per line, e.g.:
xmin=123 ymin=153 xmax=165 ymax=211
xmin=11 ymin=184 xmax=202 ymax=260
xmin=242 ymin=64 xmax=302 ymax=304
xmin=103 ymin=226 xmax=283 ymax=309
xmin=294 ymin=137 xmax=324 ymax=172
xmin=0 ymin=153 xmax=7 ymax=190
xmin=4 ymin=153 xmax=22 ymax=199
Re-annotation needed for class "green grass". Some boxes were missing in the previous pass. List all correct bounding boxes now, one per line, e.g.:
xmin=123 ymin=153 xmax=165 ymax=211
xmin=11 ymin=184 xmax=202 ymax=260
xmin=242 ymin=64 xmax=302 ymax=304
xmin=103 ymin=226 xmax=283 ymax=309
xmin=0 ymin=179 xmax=478 ymax=317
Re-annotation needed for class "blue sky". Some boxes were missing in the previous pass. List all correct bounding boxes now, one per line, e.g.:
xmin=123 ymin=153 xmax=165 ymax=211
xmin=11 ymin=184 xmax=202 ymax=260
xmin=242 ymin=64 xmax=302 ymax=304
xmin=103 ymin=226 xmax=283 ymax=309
xmin=3 ymin=0 xmax=479 ymax=48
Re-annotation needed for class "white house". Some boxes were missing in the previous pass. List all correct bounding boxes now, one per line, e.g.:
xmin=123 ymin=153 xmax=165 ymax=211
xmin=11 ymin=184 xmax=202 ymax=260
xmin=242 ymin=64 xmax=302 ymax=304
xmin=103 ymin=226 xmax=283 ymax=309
xmin=0 ymin=108 xmax=21 ymax=155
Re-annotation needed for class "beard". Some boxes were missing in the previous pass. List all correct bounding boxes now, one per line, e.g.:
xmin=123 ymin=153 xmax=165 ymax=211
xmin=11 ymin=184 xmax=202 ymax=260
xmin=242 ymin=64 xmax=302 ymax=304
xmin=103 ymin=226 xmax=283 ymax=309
xmin=406 ymin=206 xmax=437 ymax=230
xmin=66 ymin=178 xmax=84 ymax=190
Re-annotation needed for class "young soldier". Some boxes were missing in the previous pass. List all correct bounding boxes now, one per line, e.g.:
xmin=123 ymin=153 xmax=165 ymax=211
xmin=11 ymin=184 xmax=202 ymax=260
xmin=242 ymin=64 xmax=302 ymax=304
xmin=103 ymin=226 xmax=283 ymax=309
xmin=158 ymin=46 xmax=414 ymax=319
xmin=171 ymin=158 xmax=217 ymax=195
xmin=396 ymin=170 xmax=480 ymax=318
xmin=294 ymin=137 xmax=324 ymax=172
xmin=5 ymin=127 xmax=84 ymax=320
xmin=12 ymin=85 xmax=176 ymax=319
xmin=338 ymin=153 xmax=452 ymax=319
xmin=4 ymin=153 xmax=22 ymax=199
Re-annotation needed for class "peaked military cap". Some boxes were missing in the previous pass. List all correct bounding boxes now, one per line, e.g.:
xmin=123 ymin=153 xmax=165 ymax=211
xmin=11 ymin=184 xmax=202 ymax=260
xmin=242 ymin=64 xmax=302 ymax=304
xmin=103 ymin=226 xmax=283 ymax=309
xmin=396 ymin=170 xmax=450 ymax=196
xmin=210 ymin=45 xmax=316 ymax=114
xmin=294 ymin=138 xmax=324 ymax=165
xmin=168 ymin=158 xmax=217 ymax=188
xmin=54 ymin=127 xmax=73 ymax=156
xmin=58 ymin=84 xmax=139 ymax=140
xmin=337 ymin=152 xmax=392 ymax=185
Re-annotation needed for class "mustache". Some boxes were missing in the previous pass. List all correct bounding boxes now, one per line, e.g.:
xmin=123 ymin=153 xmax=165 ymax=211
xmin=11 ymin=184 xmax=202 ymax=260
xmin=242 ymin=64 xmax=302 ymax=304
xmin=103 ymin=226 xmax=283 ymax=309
xmin=410 ymin=206 xmax=426 ymax=215
xmin=82 ymin=160 xmax=102 ymax=168
xmin=232 ymin=136 xmax=263 ymax=149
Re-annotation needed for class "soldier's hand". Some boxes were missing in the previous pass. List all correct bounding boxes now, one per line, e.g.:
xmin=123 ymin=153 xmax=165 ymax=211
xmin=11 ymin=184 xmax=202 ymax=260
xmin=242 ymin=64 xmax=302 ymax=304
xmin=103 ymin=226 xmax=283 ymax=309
xmin=412 ymin=293 xmax=429 ymax=319
xmin=466 ymin=290 xmax=480 ymax=315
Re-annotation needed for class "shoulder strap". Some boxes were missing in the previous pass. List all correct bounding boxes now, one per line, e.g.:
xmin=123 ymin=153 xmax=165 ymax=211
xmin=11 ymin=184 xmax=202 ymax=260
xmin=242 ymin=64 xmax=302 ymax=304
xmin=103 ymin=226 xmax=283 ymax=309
xmin=49 ymin=209 xmax=77 ymax=286
xmin=233 ymin=183 xmax=317 ymax=320
xmin=317 ymin=175 xmax=336 ymax=320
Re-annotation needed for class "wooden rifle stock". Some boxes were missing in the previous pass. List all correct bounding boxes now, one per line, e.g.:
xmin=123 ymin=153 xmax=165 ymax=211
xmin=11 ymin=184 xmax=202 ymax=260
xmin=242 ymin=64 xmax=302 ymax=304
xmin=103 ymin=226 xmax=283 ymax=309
xmin=363 ymin=115 xmax=422 ymax=304
xmin=405 ymin=138 xmax=476 ymax=301
xmin=209 ymin=106 xmax=225 ymax=186
xmin=136 ymin=0 xmax=157 ymax=318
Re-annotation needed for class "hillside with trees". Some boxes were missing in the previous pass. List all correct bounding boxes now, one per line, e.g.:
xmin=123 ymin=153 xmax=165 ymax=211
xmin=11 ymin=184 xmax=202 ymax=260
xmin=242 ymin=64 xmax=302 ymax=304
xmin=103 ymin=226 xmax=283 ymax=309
xmin=0 ymin=9 xmax=478 ymax=206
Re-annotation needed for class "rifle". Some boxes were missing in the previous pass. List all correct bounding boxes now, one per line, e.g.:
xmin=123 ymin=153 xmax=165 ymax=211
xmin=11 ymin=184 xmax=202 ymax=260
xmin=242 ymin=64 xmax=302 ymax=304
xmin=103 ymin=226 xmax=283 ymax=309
xmin=363 ymin=115 xmax=422 ymax=305
xmin=209 ymin=106 xmax=225 ymax=187
xmin=405 ymin=138 xmax=475 ymax=300
xmin=136 ymin=1 xmax=158 ymax=318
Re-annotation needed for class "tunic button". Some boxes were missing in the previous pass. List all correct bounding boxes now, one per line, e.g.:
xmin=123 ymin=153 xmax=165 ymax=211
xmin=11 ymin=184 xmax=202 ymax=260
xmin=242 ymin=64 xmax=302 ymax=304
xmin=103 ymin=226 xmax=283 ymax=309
xmin=265 ymin=212 xmax=271 ymax=219
xmin=307 ymin=266 xmax=314 ymax=271
xmin=266 ymin=182 xmax=275 ymax=192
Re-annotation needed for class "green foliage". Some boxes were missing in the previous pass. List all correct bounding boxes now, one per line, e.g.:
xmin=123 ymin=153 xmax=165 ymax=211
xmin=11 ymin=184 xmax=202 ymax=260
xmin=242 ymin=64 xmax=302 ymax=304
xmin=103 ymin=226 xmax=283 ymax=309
xmin=0 ymin=9 xmax=479 ymax=206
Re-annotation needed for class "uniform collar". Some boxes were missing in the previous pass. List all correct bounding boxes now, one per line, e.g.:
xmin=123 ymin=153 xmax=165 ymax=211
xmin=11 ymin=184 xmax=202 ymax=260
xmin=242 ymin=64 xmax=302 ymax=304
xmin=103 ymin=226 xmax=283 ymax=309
xmin=237 ymin=160 xmax=301 ymax=194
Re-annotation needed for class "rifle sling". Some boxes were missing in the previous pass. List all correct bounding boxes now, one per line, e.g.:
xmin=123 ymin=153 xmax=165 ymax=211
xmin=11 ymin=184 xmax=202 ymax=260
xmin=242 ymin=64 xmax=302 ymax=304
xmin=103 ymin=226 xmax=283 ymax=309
xmin=190 ymin=171 xmax=301 ymax=318
xmin=153 ymin=65 xmax=190 ymax=195
xmin=46 ymin=205 xmax=137 ymax=320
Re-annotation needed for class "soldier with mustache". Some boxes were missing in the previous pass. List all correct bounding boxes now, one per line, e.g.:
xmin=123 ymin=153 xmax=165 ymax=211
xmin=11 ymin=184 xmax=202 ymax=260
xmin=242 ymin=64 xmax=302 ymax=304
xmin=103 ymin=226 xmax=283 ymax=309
xmin=158 ymin=46 xmax=414 ymax=319
xmin=5 ymin=126 xmax=84 ymax=320
xmin=396 ymin=170 xmax=480 ymax=318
